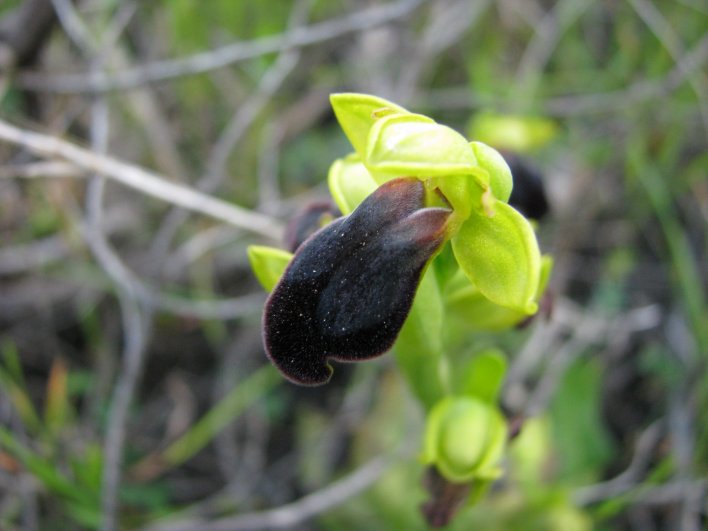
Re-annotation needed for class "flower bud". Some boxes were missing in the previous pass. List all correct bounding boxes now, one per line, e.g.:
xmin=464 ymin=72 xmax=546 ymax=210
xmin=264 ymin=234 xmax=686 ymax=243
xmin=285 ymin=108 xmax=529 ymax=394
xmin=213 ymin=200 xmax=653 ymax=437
xmin=423 ymin=397 xmax=506 ymax=483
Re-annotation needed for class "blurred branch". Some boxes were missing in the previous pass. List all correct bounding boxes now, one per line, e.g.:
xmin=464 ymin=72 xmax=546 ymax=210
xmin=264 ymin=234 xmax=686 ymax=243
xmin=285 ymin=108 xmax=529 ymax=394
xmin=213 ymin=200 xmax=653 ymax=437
xmin=129 ymin=365 xmax=280 ymax=483
xmin=394 ymin=0 xmax=490 ymax=103
xmin=142 ymin=454 xmax=394 ymax=531
xmin=15 ymin=0 xmax=425 ymax=94
xmin=504 ymin=299 xmax=662 ymax=416
xmin=515 ymin=0 xmax=591 ymax=98
xmin=0 ymin=119 xmax=285 ymax=241
xmin=573 ymin=421 xmax=664 ymax=505
xmin=627 ymin=0 xmax=708 ymax=135
xmin=148 ymin=0 xmax=306 ymax=266
xmin=0 ymin=160 xmax=81 ymax=179
xmin=417 ymin=33 xmax=708 ymax=116
xmin=42 ymin=8 xmax=152 ymax=527
xmin=0 ymin=235 xmax=71 ymax=275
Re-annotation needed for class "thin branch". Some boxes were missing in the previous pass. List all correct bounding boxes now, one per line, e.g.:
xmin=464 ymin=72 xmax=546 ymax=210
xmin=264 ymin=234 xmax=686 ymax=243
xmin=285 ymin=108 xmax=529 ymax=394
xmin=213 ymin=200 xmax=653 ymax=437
xmin=0 ymin=160 xmax=81 ymax=179
xmin=627 ymin=0 xmax=708 ymax=135
xmin=144 ymin=291 xmax=265 ymax=320
xmin=15 ymin=0 xmax=425 ymax=94
xmin=415 ymin=33 xmax=708 ymax=116
xmin=0 ymin=119 xmax=284 ymax=241
xmin=0 ymin=235 xmax=70 ymax=275
xmin=82 ymin=73 xmax=143 ymax=531
xmin=573 ymin=421 xmax=664 ymax=505
xmin=48 ymin=7 xmax=154 ymax=526
xmin=626 ymin=480 xmax=707 ymax=507
xmin=514 ymin=0 xmax=591 ymax=96
xmin=147 ymin=0 xmax=305 ymax=265
xmin=142 ymin=455 xmax=393 ymax=531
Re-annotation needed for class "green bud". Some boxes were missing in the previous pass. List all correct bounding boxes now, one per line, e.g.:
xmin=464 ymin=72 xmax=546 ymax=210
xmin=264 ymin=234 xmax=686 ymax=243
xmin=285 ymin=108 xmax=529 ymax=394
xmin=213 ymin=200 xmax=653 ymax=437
xmin=423 ymin=397 xmax=506 ymax=483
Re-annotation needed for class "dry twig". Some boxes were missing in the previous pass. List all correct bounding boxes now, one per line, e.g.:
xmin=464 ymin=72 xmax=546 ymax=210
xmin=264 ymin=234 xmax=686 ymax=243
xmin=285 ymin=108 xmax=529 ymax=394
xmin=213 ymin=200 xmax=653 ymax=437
xmin=15 ymin=0 xmax=424 ymax=93
xmin=0 ymin=119 xmax=284 ymax=241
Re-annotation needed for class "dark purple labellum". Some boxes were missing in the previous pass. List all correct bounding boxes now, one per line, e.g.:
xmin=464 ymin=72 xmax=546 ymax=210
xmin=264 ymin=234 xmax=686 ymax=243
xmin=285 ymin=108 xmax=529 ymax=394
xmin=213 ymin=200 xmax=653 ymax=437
xmin=263 ymin=177 xmax=451 ymax=386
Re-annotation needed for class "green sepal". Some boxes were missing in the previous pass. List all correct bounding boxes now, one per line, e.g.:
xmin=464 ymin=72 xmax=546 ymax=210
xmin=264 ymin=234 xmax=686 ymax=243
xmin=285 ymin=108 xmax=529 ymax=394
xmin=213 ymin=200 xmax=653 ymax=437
xmin=247 ymin=245 xmax=293 ymax=292
xmin=366 ymin=114 xmax=479 ymax=180
xmin=451 ymin=201 xmax=541 ymax=314
xmin=327 ymin=153 xmax=378 ymax=214
xmin=330 ymin=93 xmax=409 ymax=158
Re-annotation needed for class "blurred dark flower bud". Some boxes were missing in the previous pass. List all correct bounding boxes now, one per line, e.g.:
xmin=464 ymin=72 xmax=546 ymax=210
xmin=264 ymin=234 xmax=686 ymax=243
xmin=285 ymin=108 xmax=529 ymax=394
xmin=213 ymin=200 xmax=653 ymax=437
xmin=264 ymin=177 xmax=451 ymax=385
xmin=505 ymin=153 xmax=550 ymax=221
xmin=284 ymin=200 xmax=341 ymax=252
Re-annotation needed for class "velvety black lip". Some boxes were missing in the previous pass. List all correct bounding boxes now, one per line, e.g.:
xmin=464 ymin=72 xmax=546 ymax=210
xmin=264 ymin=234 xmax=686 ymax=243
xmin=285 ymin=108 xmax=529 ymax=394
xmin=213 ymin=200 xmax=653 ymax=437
xmin=263 ymin=177 xmax=451 ymax=386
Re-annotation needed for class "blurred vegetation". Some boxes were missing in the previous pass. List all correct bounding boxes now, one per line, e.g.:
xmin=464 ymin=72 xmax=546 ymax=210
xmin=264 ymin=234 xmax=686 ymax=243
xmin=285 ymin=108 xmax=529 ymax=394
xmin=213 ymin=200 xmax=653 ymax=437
xmin=0 ymin=0 xmax=706 ymax=530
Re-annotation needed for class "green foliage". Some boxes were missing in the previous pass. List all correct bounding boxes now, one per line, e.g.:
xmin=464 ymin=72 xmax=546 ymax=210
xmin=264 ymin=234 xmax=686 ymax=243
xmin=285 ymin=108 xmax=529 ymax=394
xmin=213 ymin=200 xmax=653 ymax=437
xmin=4 ymin=1 xmax=705 ymax=528
xmin=550 ymin=359 xmax=614 ymax=484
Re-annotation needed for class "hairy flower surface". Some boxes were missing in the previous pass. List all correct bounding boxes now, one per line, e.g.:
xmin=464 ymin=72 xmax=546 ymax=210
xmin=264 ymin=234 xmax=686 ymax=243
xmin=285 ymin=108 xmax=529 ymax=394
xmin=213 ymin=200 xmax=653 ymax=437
xmin=264 ymin=178 xmax=450 ymax=385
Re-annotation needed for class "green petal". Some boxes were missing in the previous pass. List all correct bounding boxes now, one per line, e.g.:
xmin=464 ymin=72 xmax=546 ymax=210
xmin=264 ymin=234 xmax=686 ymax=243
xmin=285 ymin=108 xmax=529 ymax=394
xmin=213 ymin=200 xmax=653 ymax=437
xmin=445 ymin=254 xmax=553 ymax=331
xmin=470 ymin=141 xmax=512 ymax=203
xmin=447 ymin=284 xmax=528 ymax=331
xmin=247 ymin=245 xmax=293 ymax=292
xmin=366 ymin=114 xmax=478 ymax=179
xmin=452 ymin=201 xmax=541 ymax=313
xmin=327 ymin=154 xmax=378 ymax=214
xmin=330 ymin=93 xmax=409 ymax=158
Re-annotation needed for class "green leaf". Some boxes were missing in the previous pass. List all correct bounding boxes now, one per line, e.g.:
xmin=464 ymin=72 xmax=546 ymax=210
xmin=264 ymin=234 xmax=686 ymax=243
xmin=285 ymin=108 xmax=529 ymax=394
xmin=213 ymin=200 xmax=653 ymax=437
xmin=452 ymin=201 xmax=541 ymax=313
xmin=366 ymin=114 xmax=479 ymax=179
xmin=454 ymin=349 xmax=507 ymax=403
xmin=0 ymin=426 xmax=88 ymax=503
xmin=394 ymin=267 xmax=446 ymax=410
xmin=330 ymin=93 xmax=408 ymax=157
xmin=470 ymin=141 xmax=512 ymax=202
xmin=247 ymin=245 xmax=293 ymax=292
xmin=327 ymin=153 xmax=378 ymax=214
xmin=550 ymin=359 xmax=614 ymax=484
xmin=1 ymin=340 xmax=23 ymax=383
